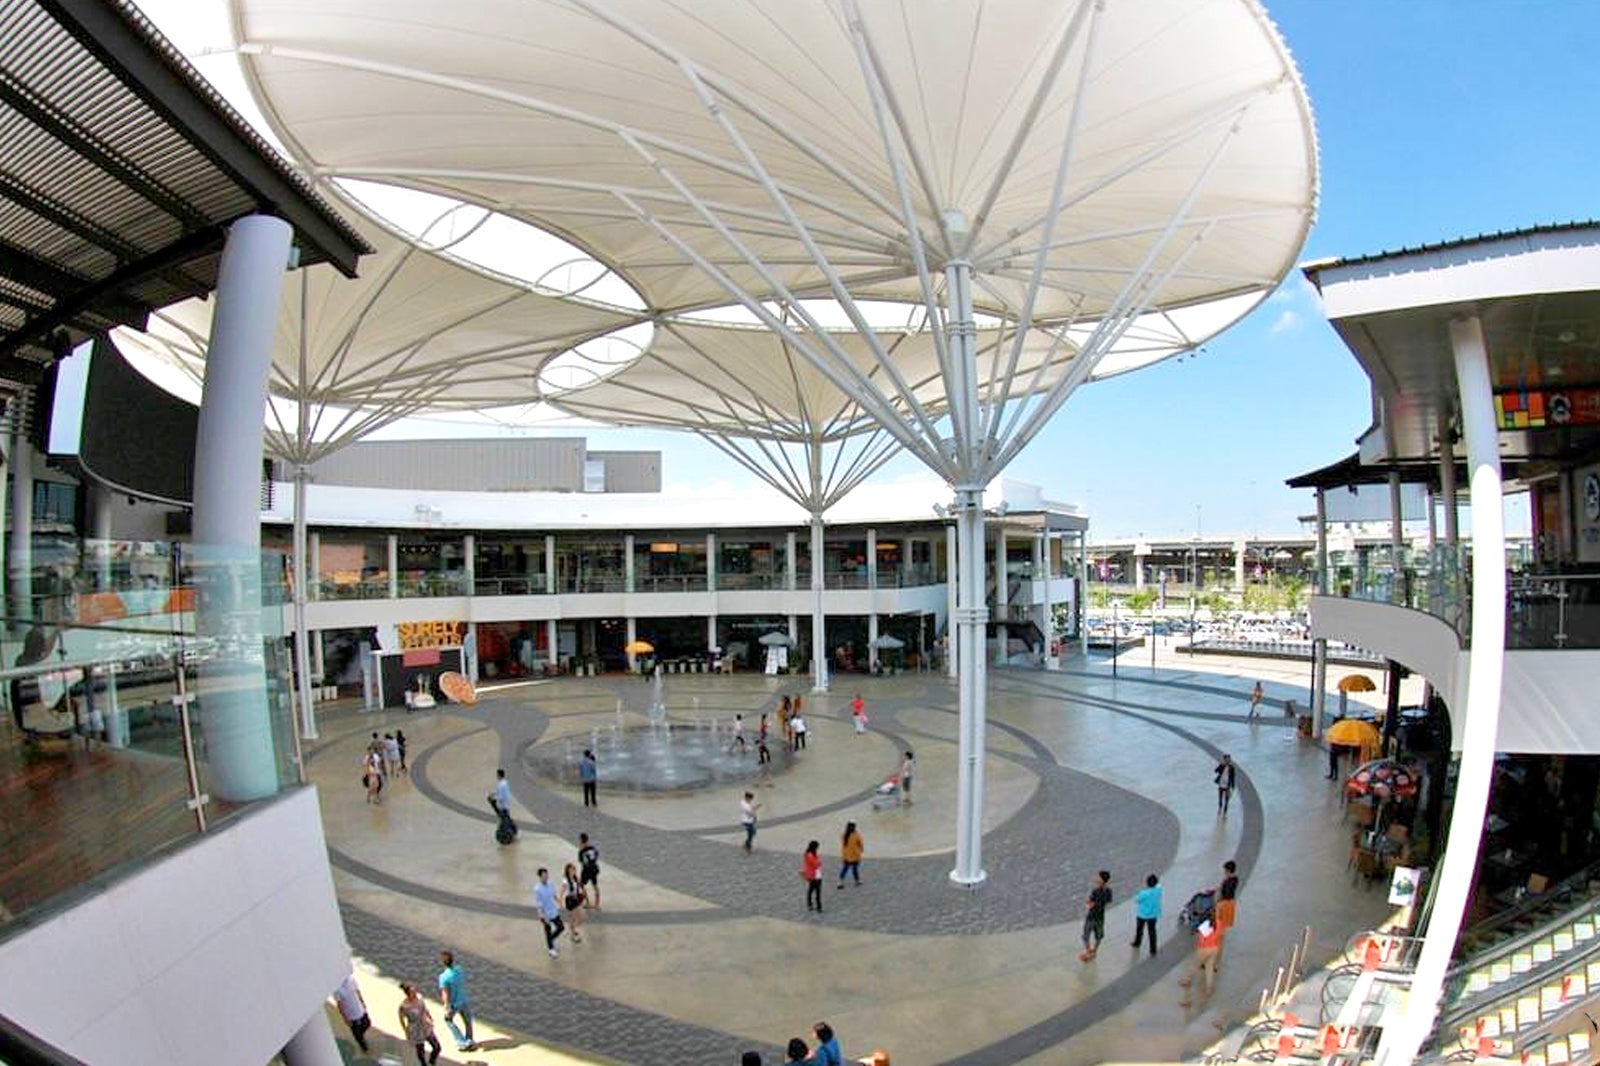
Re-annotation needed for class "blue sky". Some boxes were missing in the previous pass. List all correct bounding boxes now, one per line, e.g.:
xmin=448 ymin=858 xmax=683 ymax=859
xmin=558 ymin=2 xmax=1600 ymax=538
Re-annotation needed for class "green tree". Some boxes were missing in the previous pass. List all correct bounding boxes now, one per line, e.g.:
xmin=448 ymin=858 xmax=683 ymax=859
xmin=1089 ymin=586 xmax=1112 ymax=609
xmin=1126 ymin=588 xmax=1157 ymax=613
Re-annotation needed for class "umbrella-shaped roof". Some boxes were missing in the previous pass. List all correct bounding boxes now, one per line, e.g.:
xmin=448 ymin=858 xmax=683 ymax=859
xmin=1338 ymin=674 xmax=1378 ymax=694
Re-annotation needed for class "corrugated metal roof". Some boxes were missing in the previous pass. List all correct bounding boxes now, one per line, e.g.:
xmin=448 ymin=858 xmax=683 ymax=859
xmin=1303 ymin=220 xmax=1600 ymax=276
xmin=0 ymin=0 xmax=368 ymax=372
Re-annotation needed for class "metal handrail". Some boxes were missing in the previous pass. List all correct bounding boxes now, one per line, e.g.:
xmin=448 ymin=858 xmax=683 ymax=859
xmin=1448 ymin=858 xmax=1600 ymax=975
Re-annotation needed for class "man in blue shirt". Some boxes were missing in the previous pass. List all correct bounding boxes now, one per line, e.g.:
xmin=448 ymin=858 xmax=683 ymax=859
xmin=491 ymin=768 xmax=517 ymax=840
xmin=533 ymin=867 xmax=566 ymax=958
xmin=1131 ymin=873 xmax=1163 ymax=957
xmin=579 ymin=749 xmax=598 ymax=808
xmin=436 ymin=950 xmax=476 ymax=1052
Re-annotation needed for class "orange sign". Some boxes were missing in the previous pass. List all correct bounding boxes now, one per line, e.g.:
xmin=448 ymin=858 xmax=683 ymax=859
xmin=397 ymin=621 xmax=466 ymax=649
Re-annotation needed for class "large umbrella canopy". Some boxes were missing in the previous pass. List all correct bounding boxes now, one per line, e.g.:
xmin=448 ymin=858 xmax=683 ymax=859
xmin=757 ymin=631 xmax=793 ymax=647
xmin=113 ymin=207 xmax=641 ymax=460
xmin=1325 ymin=718 xmax=1381 ymax=749
xmin=871 ymin=634 xmax=906 ymax=650
xmin=1338 ymin=674 xmax=1378 ymax=694
xmin=623 ymin=639 xmax=654 ymax=655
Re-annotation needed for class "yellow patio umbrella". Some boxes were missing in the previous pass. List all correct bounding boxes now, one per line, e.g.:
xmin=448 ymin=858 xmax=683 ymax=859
xmin=1338 ymin=674 xmax=1377 ymax=694
xmin=624 ymin=639 xmax=654 ymax=655
xmin=1325 ymin=718 xmax=1381 ymax=749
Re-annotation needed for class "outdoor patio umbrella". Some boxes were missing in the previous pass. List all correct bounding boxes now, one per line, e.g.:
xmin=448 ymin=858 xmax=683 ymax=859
xmin=870 ymin=635 xmax=906 ymax=650
xmin=1325 ymin=719 xmax=1381 ymax=749
xmin=1338 ymin=674 xmax=1378 ymax=694
xmin=758 ymin=632 xmax=793 ymax=647
xmin=1346 ymin=759 xmax=1420 ymax=800
xmin=624 ymin=639 xmax=655 ymax=655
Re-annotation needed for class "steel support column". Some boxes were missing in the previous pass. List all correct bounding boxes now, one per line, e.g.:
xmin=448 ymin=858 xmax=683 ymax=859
xmin=1312 ymin=487 xmax=1328 ymax=737
xmin=951 ymin=487 xmax=988 ymax=887
xmin=292 ymin=463 xmax=316 ymax=739
xmin=810 ymin=514 xmax=828 ymax=693
xmin=1378 ymin=315 xmax=1507 ymax=1065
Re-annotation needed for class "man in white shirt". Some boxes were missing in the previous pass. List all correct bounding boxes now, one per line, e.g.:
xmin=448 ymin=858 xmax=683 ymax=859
xmin=532 ymin=867 xmax=565 ymax=958
xmin=740 ymin=791 xmax=760 ymax=852
xmin=330 ymin=970 xmax=371 ymax=1053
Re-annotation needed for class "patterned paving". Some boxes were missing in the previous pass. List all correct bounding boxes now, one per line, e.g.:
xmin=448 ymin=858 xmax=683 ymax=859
xmin=326 ymin=667 xmax=1271 ymax=1064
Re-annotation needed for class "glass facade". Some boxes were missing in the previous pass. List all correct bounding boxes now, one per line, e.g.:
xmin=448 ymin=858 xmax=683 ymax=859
xmin=317 ymin=531 xmax=389 ymax=599
xmin=635 ymin=537 xmax=707 ymax=592
xmin=474 ymin=535 xmax=550 ymax=595
xmin=556 ymin=537 xmax=625 ymax=593
xmin=716 ymin=536 xmax=786 ymax=590
xmin=396 ymin=532 xmax=468 ymax=597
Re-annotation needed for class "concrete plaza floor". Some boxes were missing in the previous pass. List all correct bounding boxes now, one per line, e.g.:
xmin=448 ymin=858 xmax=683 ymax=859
xmin=309 ymin=646 xmax=1401 ymax=1065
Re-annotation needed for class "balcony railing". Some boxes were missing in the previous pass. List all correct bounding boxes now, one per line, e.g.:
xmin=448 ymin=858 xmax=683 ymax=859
xmin=1 ymin=541 xmax=303 ymax=934
xmin=716 ymin=571 xmax=785 ymax=591
xmin=1321 ymin=544 xmax=1469 ymax=639
xmin=396 ymin=572 xmax=470 ymax=598
xmin=1507 ymin=573 xmax=1600 ymax=649
xmin=473 ymin=575 xmax=549 ymax=596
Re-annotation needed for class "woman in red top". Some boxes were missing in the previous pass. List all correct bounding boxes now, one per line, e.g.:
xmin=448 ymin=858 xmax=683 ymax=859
xmin=802 ymin=840 xmax=824 ymax=912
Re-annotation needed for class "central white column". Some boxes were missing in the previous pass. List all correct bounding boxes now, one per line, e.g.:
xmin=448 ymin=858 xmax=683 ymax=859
xmin=1377 ymin=315 xmax=1507 ymax=1066
xmin=993 ymin=523 xmax=1008 ymax=666
xmin=1311 ymin=488 xmax=1329 ymax=737
xmin=386 ymin=534 xmax=398 ymax=599
xmin=866 ymin=526 xmax=878 ymax=671
xmin=624 ymin=533 xmax=635 ymax=592
xmin=809 ymin=514 xmax=828 ymax=692
xmin=952 ymin=487 xmax=989 ymax=886
xmin=545 ymin=534 xmax=557 ymax=594
xmin=786 ymin=530 xmax=798 ymax=591
xmin=192 ymin=214 xmax=293 ymax=802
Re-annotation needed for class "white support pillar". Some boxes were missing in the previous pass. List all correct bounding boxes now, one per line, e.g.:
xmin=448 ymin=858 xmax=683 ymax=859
xmin=463 ymin=533 xmax=475 ymax=593
xmin=626 ymin=617 xmax=638 ymax=673
xmin=624 ymin=533 xmax=635 ymax=593
xmin=1312 ymin=488 xmax=1329 ymax=736
xmin=707 ymin=615 xmax=717 ymax=656
xmin=310 ymin=629 xmax=324 ymax=687
xmin=867 ymin=527 xmax=879 ymax=671
xmin=787 ymin=614 xmax=798 ymax=645
xmin=945 ymin=523 xmax=959 ymax=679
xmin=386 ymin=534 xmax=398 ymax=599
xmin=786 ymin=530 xmax=798 ymax=591
xmin=1389 ymin=468 xmax=1405 ymax=577
xmin=8 ymin=434 xmax=32 ymax=629
xmin=191 ymin=214 xmax=293 ymax=802
xmin=1078 ymin=530 xmax=1090 ymax=657
xmin=993 ymin=523 xmax=1008 ymax=666
xmin=809 ymin=514 xmax=828 ymax=693
xmin=292 ymin=464 xmax=316 ymax=740
xmin=546 ymin=618 xmax=559 ymax=670
xmin=706 ymin=531 xmax=716 ymax=592
xmin=1234 ymin=536 xmax=1247 ymax=592
xmin=281 ymin=1010 xmax=342 ymax=1066
xmin=1378 ymin=315 xmax=1508 ymax=1066
xmin=951 ymin=487 xmax=989 ymax=887
xmin=545 ymin=535 xmax=557 ymax=594
xmin=1039 ymin=533 xmax=1057 ymax=669
xmin=1441 ymin=445 xmax=1459 ymax=548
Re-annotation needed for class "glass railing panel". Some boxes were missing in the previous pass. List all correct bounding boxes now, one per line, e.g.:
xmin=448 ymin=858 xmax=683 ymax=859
xmin=715 ymin=572 xmax=784 ymax=591
xmin=1507 ymin=574 xmax=1600 ymax=649
xmin=825 ymin=570 xmax=870 ymax=590
xmin=0 ymin=540 xmax=308 ymax=934
xmin=472 ymin=575 xmax=548 ymax=596
xmin=633 ymin=574 xmax=708 ymax=593
xmin=396 ymin=572 xmax=470 ymax=598
xmin=316 ymin=578 xmax=389 ymax=600
xmin=1320 ymin=543 xmax=1470 ymax=639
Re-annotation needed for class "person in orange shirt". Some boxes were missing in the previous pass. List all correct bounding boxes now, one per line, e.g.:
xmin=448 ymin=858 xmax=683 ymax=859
xmin=838 ymin=822 xmax=864 ymax=887
xmin=802 ymin=840 xmax=824 ymax=912
xmin=1214 ymin=860 xmax=1239 ymax=938
xmin=1180 ymin=919 xmax=1224 ymax=1006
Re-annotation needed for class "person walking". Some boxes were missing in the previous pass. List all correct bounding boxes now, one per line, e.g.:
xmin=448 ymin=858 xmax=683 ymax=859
xmin=729 ymin=714 xmax=748 ymax=755
xmin=757 ymin=713 xmax=772 ymax=766
xmin=1214 ymin=753 xmax=1237 ymax=816
xmin=1078 ymin=870 xmax=1112 ymax=961
xmin=1248 ymin=681 xmax=1264 ymax=720
xmin=1131 ymin=874 xmax=1163 ymax=957
xmin=398 ymin=981 xmax=441 ymax=1066
xmin=837 ymin=821 xmax=864 ymax=887
xmin=533 ymin=866 xmax=566 ymax=958
xmin=383 ymin=732 xmax=401 ymax=776
xmin=331 ymin=970 xmax=371 ymax=1053
xmin=791 ymin=708 xmax=808 ymax=751
xmin=741 ymin=791 xmax=760 ymax=852
xmin=802 ymin=840 xmax=824 ymax=912
xmin=492 ymin=768 xmax=517 ymax=839
xmin=363 ymin=747 xmax=384 ymax=805
xmin=394 ymin=728 xmax=408 ymax=773
xmin=562 ymin=862 xmax=588 ymax=943
xmin=1179 ymin=917 xmax=1225 ymax=1007
xmin=579 ymin=749 xmax=598 ymax=808
xmin=899 ymin=750 xmax=915 ymax=805
xmin=779 ymin=695 xmax=794 ymax=752
xmin=784 ymin=1038 xmax=810 ymax=1063
xmin=436 ymin=950 xmax=476 ymax=1053
xmin=850 ymin=694 xmax=868 ymax=735
xmin=578 ymin=832 xmax=602 ymax=908
xmin=1215 ymin=860 xmax=1240 ymax=944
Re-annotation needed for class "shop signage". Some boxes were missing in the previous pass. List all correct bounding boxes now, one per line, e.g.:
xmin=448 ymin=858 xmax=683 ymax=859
xmin=397 ymin=620 xmax=466 ymax=649
xmin=1577 ymin=463 xmax=1600 ymax=565
xmin=1495 ymin=387 xmax=1600 ymax=429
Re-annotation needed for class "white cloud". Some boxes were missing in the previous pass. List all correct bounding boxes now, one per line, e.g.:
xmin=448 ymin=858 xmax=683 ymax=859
xmin=1269 ymin=309 xmax=1302 ymax=334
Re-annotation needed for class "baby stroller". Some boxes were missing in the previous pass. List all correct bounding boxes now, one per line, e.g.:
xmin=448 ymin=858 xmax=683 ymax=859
xmin=487 ymin=795 xmax=518 ymax=845
xmin=870 ymin=775 xmax=903 ymax=810
xmin=1180 ymin=889 xmax=1215 ymax=933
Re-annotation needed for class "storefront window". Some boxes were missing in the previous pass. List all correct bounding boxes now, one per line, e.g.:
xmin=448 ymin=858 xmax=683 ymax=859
xmin=636 ymin=538 xmax=707 ymax=592
xmin=397 ymin=532 xmax=467 ymax=597
xmin=717 ymin=537 xmax=785 ymax=590
xmin=475 ymin=536 xmax=549 ymax=595
xmin=317 ymin=532 xmax=388 ymax=599
xmin=556 ymin=537 xmax=625 ymax=593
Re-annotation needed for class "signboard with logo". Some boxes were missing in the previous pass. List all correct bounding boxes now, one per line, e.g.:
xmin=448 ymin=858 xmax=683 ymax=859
xmin=1496 ymin=387 xmax=1600 ymax=429
xmin=1579 ymin=462 xmax=1600 ymax=564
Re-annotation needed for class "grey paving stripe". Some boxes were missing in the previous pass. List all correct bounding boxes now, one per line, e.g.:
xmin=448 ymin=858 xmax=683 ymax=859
xmin=339 ymin=900 xmax=781 ymax=1066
